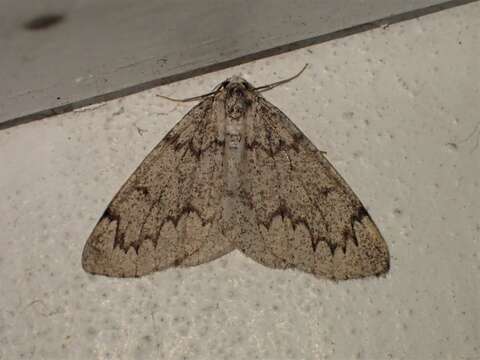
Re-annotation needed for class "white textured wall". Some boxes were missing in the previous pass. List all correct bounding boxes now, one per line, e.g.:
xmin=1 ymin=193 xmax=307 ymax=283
xmin=0 ymin=2 xmax=479 ymax=359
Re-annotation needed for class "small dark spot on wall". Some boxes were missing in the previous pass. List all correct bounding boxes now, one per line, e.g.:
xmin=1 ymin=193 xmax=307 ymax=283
xmin=393 ymin=208 xmax=403 ymax=216
xmin=24 ymin=14 xmax=65 ymax=31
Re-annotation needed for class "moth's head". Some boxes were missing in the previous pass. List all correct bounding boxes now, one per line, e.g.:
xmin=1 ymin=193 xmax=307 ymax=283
xmin=221 ymin=76 xmax=255 ymax=93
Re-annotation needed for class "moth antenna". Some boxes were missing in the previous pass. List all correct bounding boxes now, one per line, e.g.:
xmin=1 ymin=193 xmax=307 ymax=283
xmin=156 ymin=90 xmax=218 ymax=103
xmin=157 ymin=80 xmax=227 ymax=103
xmin=254 ymin=64 xmax=309 ymax=93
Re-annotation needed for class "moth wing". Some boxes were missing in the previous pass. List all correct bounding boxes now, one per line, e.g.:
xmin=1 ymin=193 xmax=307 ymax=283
xmin=240 ymin=97 xmax=389 ymax=280
xmin=82 ymin=98 xmax=233 ymax=277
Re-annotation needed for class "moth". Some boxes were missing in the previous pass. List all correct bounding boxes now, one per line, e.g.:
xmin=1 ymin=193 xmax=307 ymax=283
xmin=82 ymin=67 xmax=390 ymax=280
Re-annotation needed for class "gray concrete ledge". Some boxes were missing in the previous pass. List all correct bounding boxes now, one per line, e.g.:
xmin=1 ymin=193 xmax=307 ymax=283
xmin=0 ymin=0 xmax=477 ymax=130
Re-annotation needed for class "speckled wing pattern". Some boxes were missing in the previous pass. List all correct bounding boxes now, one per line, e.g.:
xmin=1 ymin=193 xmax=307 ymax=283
xmin=82 ymin=77 xmax=389 ymax=280
xmin=82 ymin=98 xmax=234 ymax=277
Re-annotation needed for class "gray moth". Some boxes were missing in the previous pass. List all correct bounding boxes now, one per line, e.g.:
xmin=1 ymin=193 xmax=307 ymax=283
xmin=82 ymin=70 xmax=390 ymax=280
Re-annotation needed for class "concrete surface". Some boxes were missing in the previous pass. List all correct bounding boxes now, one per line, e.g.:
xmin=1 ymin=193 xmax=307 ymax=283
xmin=0 ymin=0 xmax=476 ymax=128
xmin=0 ymin=2 xmax=479 ymax=360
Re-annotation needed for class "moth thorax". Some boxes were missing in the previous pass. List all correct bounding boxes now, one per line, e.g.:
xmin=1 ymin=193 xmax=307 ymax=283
xmin=225 ymin=91 xmax=251 ymax=119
